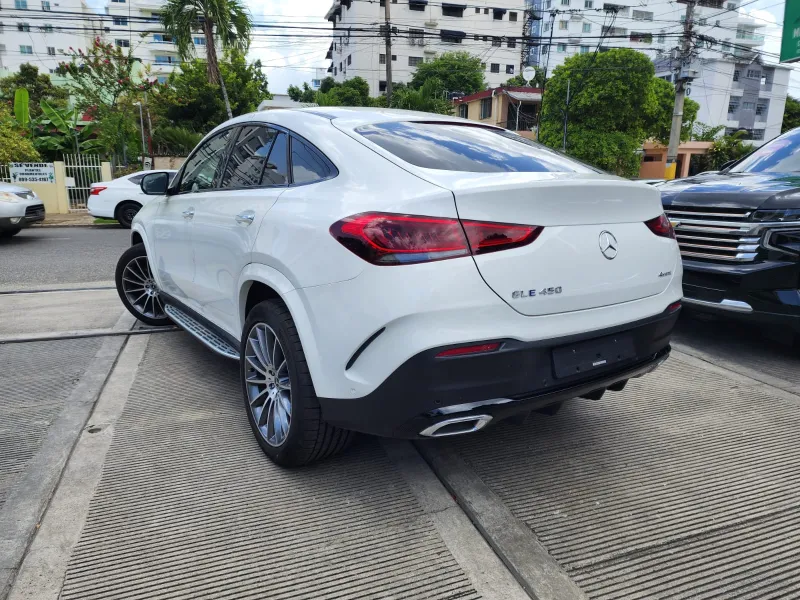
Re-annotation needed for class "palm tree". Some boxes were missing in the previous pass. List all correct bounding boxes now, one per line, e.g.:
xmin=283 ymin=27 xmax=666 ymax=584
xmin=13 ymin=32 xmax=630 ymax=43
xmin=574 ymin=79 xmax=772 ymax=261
xmin=161 ymin=0 xmax=252 ymax=120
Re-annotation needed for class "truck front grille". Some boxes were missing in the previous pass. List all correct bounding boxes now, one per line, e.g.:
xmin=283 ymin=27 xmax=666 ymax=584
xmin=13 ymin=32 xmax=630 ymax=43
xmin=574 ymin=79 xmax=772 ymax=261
xmin=664 ymin=206 xmax=759 ymax=263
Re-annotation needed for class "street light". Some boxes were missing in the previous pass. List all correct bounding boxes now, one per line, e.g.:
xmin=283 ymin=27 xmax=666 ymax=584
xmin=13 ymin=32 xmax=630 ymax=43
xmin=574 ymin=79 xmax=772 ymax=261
xmin=133 ymin=101 xmax=145 ymax=171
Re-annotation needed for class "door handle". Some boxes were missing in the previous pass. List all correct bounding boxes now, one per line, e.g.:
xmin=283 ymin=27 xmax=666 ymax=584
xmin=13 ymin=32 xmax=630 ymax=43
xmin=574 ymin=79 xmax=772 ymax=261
xmin=235 ymin=210 xmax=256 ymax=225
xmin=182 ymin=208 xmax=195 ymax=219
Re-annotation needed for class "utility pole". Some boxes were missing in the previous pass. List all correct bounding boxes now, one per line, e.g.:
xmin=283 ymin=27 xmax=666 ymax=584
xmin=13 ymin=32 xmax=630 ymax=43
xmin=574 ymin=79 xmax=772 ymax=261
xmin=562 ymin=78 xmax=570 ymax=151
xmin=665 ymin=0 xmax=696 ymax=180
xmin=384 ymin=0 xmax=393 ymax=104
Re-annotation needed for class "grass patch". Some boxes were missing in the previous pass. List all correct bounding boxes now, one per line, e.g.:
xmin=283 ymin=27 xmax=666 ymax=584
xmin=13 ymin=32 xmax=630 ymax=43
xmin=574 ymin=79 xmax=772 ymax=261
xmin=93 ymin=218 xmax=119 ymax=225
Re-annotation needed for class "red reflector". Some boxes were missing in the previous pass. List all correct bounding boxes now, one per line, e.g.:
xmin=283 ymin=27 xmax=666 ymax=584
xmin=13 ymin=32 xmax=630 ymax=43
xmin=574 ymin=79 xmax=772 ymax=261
xmin=667 ymin=300 xmax=682 ymax=313
xmin=645 ymin=214 xmax=676 ymax=239
xmin=462 ymin=220 xmax=543 ymax=255
xmin=436 ymin=342 xmax=501 ymax=358
xmin=90 ymin=186 xmax=107 ymax=195
xmin=330 ymin=212 xmax=543 ymax=265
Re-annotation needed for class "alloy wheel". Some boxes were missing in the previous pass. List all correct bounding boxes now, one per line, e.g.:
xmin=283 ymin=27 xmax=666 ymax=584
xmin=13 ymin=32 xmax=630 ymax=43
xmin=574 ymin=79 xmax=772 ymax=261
xmin=121 ymin=256 xmax=166 ymax=320
xmin=245 ymin=323 xmax=292 ymax=447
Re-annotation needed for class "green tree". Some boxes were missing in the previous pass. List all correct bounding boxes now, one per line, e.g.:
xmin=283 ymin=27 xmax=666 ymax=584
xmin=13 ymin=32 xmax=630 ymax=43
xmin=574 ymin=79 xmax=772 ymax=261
xmin=160 ymin=0 xmax=252 ymax=120
xmin=286 ymin=82 xmax=317 ymax=103
xmin=648 ymin=77 xmax=699 ymax=144
xmin=692 ymin=122 xmax=724 ymax=141
xmin=390 ymin=79 xmax=452 ymax=114
xmin=0 ymin=107 xmax=40 ymax=163
xmin=319 ymin=77 xmax=338 ymax=94
xmin=503 ymin=71 xmax=546 ymax=88
xmin=693 ymin=131 xmax=752 ymax=172
xmin=151 ymin=51 xmax=270 ymax=133
xmin=409 ymin=52 xmax=485 ymax=95
xmin=316 ymin=77 xmax=372 ymax=107
xmin=782 ymin=95 xmax=800 ymax=133
xmin=0 ymin=64 xmax=68 ymax=119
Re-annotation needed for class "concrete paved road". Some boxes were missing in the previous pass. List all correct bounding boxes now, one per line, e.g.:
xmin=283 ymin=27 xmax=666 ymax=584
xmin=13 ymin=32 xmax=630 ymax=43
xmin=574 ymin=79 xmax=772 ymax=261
xmin=0 ymin=227 xmax=129 ymax=290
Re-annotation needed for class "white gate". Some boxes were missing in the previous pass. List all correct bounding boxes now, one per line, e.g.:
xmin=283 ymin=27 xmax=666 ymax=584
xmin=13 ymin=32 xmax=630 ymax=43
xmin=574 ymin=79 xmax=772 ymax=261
xmin=0 ymin=164 xmax=10 ymax=184
xmin=63 ymin=154 xmax=103 ymax=211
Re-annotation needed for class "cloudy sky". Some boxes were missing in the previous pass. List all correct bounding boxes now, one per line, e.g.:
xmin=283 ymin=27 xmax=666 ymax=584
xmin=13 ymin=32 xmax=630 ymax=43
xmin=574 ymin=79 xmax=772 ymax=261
xmin=248 ymin=0 xmax=797 ymax=96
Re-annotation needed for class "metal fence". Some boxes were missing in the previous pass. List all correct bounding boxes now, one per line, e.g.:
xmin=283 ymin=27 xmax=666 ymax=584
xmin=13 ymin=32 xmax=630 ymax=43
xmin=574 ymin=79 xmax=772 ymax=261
xmin=0 ymin=163 xmax=10 ymax=184
xmin=64 ymin=153 xmax=102 ymax=211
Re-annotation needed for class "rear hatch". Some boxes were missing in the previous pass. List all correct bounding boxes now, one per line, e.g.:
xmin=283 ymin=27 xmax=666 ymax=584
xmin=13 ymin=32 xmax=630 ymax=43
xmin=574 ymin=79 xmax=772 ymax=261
xmin=343 ymin=119 xmax=677 ymax=317
xmin=427 ymin=171 xmax=676 ymax=316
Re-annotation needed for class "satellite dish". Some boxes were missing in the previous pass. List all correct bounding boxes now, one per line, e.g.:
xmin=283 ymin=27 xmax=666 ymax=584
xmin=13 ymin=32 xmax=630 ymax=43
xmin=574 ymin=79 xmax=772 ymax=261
xmin=522 ymin=66 xmax=536 ymax=83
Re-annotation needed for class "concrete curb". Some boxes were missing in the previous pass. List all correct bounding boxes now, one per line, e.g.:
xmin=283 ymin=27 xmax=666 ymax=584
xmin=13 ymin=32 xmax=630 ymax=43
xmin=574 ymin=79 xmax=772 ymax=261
xmin=415 ymin=441 xmax=588 ymax=600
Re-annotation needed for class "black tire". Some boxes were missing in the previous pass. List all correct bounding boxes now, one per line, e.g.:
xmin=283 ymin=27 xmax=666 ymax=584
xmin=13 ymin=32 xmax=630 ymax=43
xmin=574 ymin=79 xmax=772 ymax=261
xmin=115 ymin=243 xmax=172 ymax=327
xmin=0 ymin=228 xmax=22 ymax=238
xmin=241 ymin=300 xmax=353 ymax=467
xmin=116 ymin=202 xmax=141 ymax=229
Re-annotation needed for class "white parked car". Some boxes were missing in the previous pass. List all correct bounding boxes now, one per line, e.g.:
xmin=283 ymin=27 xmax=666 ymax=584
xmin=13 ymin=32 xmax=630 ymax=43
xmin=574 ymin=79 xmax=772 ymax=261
xmin=0 ymin=183 xmax=45 ymax=237
xmin=115 ymin=108 xmax=683 ymax=466
xmin=88 ymin=170 xmax=177 ymax=228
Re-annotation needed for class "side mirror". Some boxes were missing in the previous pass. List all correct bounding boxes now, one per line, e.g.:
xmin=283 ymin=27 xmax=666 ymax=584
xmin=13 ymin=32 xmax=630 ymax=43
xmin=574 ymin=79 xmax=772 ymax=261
xmin=140 ymin=172 xmax=170 ymax=195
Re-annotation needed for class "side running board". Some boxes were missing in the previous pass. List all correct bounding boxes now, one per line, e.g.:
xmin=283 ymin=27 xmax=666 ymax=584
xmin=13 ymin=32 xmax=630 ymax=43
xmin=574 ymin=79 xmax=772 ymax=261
xmin=164 ymin=304 xmax=240 ymax=360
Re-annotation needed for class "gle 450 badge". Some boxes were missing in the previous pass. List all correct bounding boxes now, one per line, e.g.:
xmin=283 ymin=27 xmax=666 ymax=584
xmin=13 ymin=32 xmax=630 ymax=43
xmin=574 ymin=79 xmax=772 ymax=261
xmin=512 ymin=287 xmax=562 ymax=299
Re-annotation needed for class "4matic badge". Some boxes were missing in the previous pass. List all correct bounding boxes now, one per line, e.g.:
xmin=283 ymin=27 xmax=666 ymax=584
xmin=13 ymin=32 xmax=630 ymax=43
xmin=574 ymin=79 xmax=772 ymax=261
xmin=512 ymin=286 xmax=563 ymax=299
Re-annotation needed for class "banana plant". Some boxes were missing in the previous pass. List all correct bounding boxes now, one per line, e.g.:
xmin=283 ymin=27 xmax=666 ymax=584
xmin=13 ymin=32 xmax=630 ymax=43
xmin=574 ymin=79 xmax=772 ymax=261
xmin=14 ymin=88 xmax=30 ymax=131
xmin=38 ymin=100 xmax=82 ymax=153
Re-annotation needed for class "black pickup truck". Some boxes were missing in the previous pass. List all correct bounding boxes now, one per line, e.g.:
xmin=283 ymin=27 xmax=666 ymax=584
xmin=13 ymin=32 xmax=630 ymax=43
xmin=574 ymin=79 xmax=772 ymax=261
xmin=658 ymin=127 xmax=800 ymax=340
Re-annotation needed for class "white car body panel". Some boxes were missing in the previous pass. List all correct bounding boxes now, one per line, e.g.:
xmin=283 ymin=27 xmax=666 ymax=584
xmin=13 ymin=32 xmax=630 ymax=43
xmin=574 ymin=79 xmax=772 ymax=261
xmin=129 ymin=108 xmax=682 ymax=402
xmin=87 ymin=170 xmax=177 ymax=219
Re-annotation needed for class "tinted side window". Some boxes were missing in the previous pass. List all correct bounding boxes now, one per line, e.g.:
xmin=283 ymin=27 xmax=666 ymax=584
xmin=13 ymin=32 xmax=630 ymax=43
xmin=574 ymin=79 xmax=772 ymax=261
xmin=221 ymin=126 xmax=276 ymax=188
xmin=291 ymin=138 xmax=330 ymax=184
xmin=129 ymin=174 xmax=145 ymax=185
xmin=356 ymin=122 xmax=598 ymax=173
xmin=261 ymin=132 xmax=288 ymax=186
xmin=178 ymin=130 xmax=232 ymax=193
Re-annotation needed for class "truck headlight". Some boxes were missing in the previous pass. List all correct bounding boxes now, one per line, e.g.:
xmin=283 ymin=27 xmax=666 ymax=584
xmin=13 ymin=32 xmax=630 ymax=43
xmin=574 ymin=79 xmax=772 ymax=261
xmin=0 ymin=192 xmax=21 ymax=203
xmin=752 ymin=208 xmax=800 ymax=222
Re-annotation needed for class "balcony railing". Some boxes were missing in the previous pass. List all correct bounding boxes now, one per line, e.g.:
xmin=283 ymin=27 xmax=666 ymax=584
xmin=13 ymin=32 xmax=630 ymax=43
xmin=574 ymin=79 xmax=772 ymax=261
xmin=736 ymin=30 xmax=764 ymax=41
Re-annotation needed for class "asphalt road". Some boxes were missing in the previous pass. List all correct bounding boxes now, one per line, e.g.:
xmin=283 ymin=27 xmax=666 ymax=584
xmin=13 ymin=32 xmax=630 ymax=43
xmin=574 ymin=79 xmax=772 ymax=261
xmin=0 ymin=227 xmax=129 ymax=290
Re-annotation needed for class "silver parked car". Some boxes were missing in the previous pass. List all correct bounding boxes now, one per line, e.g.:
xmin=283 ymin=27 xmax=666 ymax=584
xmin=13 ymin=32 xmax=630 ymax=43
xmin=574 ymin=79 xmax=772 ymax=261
xmin=0 ymin=183 xmax=46 ymax=237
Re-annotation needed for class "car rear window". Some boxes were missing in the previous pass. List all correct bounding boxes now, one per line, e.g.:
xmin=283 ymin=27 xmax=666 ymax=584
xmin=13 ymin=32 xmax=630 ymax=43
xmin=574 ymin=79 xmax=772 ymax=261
xmin=355 ymin=121 xmax=598 ymax=173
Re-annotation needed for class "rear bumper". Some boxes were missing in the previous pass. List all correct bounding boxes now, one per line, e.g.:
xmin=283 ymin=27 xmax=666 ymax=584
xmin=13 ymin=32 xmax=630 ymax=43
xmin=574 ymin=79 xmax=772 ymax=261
xmin=318 ymin=308 xmax=679 ymax=438
xmin=682 ymin=259 xmax=800 ymax=333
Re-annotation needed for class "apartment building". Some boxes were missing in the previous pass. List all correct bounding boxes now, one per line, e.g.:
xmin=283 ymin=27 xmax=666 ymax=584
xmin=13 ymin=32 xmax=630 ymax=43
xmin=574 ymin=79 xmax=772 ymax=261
xmin=325 ymin=0 xmax=526 ymax=96
xmin=0 ymin=0 xmax=211 ymax=84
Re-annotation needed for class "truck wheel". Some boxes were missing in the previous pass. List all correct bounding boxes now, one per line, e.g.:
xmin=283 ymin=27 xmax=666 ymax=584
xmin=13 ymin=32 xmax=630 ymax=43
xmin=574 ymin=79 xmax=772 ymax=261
xmin=116 ymin=202 xmax=141 ymax=229
xmin=241 ymin=299 xmax=353 ymax=467
xmin=115 ymin=243 xmax=172 ymax=326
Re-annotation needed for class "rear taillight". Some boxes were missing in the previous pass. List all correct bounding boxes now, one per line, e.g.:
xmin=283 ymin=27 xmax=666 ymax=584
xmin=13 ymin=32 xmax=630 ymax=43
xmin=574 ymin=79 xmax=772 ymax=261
xmin=329 ymin=212 xmax=542 ymax=265
xmin=90 ymin=186 xmax=107 ymax=195
xmin=436 ymin=342 xmax=501 ymax=358
xmin=666 ymin=300 xmax=681 ymax=313
xmin=645 ymin=214 xmax=676 ymax=239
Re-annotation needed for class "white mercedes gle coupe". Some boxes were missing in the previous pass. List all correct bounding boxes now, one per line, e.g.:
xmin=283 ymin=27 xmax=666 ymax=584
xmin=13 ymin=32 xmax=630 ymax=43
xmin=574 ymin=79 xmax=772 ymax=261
xmin=115 ymin=107 xmax=683 ymax=466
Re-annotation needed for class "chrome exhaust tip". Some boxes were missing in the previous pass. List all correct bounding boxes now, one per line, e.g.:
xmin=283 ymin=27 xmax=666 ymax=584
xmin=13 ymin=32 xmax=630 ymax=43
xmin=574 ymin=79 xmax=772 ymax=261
xmin=419 ymin=415 xmax=492 ymax=438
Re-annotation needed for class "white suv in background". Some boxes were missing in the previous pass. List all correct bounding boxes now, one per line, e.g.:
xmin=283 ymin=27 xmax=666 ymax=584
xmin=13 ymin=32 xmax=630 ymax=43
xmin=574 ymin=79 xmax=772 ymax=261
xmin=115 ymin=108 xmax=682 ymax=466
xmin=88 ymin=170 xmax=177 ymax=228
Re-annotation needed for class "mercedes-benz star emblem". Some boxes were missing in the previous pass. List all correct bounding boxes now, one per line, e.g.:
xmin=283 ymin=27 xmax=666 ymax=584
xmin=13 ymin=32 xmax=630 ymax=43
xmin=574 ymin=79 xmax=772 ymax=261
xmin=599 ymin=231 xmax=618 ymax=260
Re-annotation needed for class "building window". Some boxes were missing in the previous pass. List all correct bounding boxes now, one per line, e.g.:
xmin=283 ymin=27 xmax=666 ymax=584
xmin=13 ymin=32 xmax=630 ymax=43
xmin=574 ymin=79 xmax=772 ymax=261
xmin=541 ymin=46 xmax=548 ymax=54
xmin=113 ymin=17 xmax=128 ymax=25
xmin=339 ymin=61 xmax=342 ymax=71
xmin=561 ymin=0 xmax=569 ymax=4
xmin=41 ymin=0 xmax=50 ymax=9
xmin=698 ymin=17 xmax=707 ymax=25
xmin=761 ymin=73 xmax=771 ymax=85
xmin=110 ymin=0 xmax=126 ymax=3
xmin=116 ymin=38 xmax=130 ymax=47
xmin=153 ymin=34 xmax=173 ymax=43
xmin=480 ymin=97 xmax=492 ymax=119
xmin=559 ymin=20 xmax=568 ymax=30
xmin=585 ymin=0 xmax=593 ymax=6
xmin=155 ymin=55 xmax=174 ymax=64
xmin=657 ymin=32 xmax=666 ymax=44
xmin=46 ymin=46 xmax=55 ymax=55
xmin=409 ymin=29 xmax=425 ymax=46
xmin=632 ymin=10 xmax=653 ymax=21
xmin=379 ymin=80 xmax=386 ymax=92
xmin=733 ymin=69 xmax=739 ymax=81
xmin=507 ymin=38 xmax=516 ymax=48
xmin=756 ymin=102 xmax=768 ymax=117
xmin=408 ymin=56 xmax=423 ymax=66
xmin=493 ymin=9 xmax=504 ymax=19
xmin=15 ymin=0 xmax=28 ymax=8
xmin=41 ymin=24 xmax=53 ymax=32
xmin=334 ymin=67 xmax=338 ymax=76
xmin=490 ymin=63 xmax=499 ymax=73
xmin=347 ymin=54 xmax=351 ymax=65
xmin=543 ymin=23 xmax=549 ymax=32
xmin=746 ymin=69 xmax=759 ymax=79
xmin=157 ymin=75 xmax=168 ymax=84
xmin=484 ymin=7 xmax=488 ymax=13
xmin=506 ymin=64 xmax=514 ymax=74
xmin=580 ymin=45 xmax=590 ymax=53
xmin=440 ymin=31 xmax=464 ymax=43
xmin=583 ymin=23 xmax=591 ymax=33
xmin=459 ymin=103 xmax=468 ymax=118
xmin=492 ymin=37 xmax=502 ymax=47
xmin=630 ymin=32 xmax=652 ymax=43
xmin=20 ymin=45 xmax=33 ymax=54
xmin=726 ymin=2 xmax=737 ymax=9
xmin=441 ymin=4 xmax=465 ymax=17
xmin=557 ymin=43 xmax=567 ymax=52
xmin=509 ymin=11 xmax=517 ymax=21
xmin=193 ymin=36 xmax=206 ymax=45
xmin=475 ymin=6 xmax=480 ymax=12
xmin=752 ymin=129 xmax=764 ymax=140
xmin=0 ymin=23 xmax=4 ymax=32
xmin=379 ymin=54 xmax=386 ymax=64
xmin=727 ymin=100 xmax=739 ymax=114
xmin=742 ymin=101 xmax=755 ymax=110
xmin=18 ymin=23 xmax=30 ymax=31
xmin=409 ymin=0 xmax=425 ymax=10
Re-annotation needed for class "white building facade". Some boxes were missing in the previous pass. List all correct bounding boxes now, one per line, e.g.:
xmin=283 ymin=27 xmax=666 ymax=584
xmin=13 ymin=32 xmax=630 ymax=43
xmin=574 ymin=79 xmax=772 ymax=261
xmin=528 ymin=0 xmax=788 ymax=143
xmin=0 ymin=0 xmax=211 ymax=84
xmin=325 ymin=0 xmax=526 ymax=96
